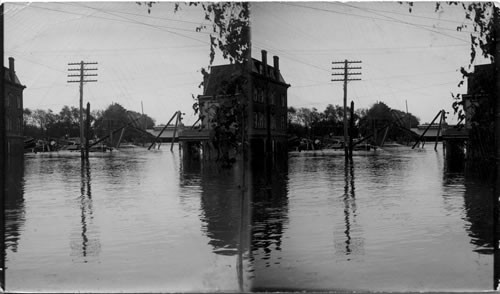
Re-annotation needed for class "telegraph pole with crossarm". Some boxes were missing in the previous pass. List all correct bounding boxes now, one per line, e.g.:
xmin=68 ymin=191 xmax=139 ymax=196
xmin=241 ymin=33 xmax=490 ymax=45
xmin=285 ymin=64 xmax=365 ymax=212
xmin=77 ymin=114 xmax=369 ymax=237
xmin=68 ymin=61 xmax=98 ymax=159
xmin=332 ymin=60 xmax=362 ymax=160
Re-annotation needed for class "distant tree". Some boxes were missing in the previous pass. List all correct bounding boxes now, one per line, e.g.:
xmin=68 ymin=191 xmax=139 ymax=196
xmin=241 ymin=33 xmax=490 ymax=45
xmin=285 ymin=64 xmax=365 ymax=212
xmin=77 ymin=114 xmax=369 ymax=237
xmin=287 ymin=104 xmax=356 ymax=139
xmin=287 ymin=106 xmax=298 ymax=124
xmin=322 ymin=104 xmax=340 ymax=123
xmin=357 ymin=101 xmax=420 ymax=143
xmin=391 ymin=109 xmax=419 ymax=129
xmin=23 ymin=108 xmax=40 ymax=138
xmin=55 ymin=105 xmax=80 ymax=137
xmin=93 ymin=103 xmax=157 ymax=143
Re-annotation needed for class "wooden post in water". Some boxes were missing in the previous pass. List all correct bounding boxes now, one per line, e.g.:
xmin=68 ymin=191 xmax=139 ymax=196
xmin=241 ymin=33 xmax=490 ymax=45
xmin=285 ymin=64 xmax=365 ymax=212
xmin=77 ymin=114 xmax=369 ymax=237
xmin=434 ymin=110 xmax=444 ymax=151
xmin=109 ymin=120 xmax=113 ymax=149
xmin=171 ymin=111 xmax=180 ymax=151
xmin=380 ymin=126 xmax=389 ymax=147
xmin=88 ymin=117 xmax=142 ymax=149
xmin=412 ymin=110 xmax=442 ymax=149
xmin=85 ymin=102 xmax=90 ymax=158
xmin=116 ymin=128 xmax=125 ymax=148
xmin=148 ymin=111 xmax=179 ymax=150
xmin=349 ymin=101 xmax=354 ymax=159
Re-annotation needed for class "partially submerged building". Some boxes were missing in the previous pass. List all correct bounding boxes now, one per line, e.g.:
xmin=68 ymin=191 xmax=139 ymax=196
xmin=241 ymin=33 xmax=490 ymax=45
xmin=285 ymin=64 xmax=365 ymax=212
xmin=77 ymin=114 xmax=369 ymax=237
xmin=4 ymin=57 xmax=26 ymax=156
xmin=440 ymin=63 xmax=495 ymax=168
xmin=179 ymin=50 xmax=290 ymax=160
xmin=460 ymin=63 xmax=495 ymax=166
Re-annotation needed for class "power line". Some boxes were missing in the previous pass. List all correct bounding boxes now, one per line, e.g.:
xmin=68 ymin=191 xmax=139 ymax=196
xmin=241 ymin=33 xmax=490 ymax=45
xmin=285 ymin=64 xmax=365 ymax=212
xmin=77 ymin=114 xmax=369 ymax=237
xmin=280 ymin=3 xmax=470 ymax=43
xmin=59 ymin=2 xmax=209 ymax=26
xmin=12 ymin=3 xmax=210 ymax=45
xmin=339 ymin=2 xmax=474 ymax=38
xmin=253 ymin=42 xmax=329 ymax=73
xmin=334 ymin=2 xmax=469 ymax=25
xmin=273 ymin=43 xmax=468 ymax=55
xmin=71 ymin=2 xmax=210 ymax=44
xmin=7 ymin=44 xmax=206 ymax=55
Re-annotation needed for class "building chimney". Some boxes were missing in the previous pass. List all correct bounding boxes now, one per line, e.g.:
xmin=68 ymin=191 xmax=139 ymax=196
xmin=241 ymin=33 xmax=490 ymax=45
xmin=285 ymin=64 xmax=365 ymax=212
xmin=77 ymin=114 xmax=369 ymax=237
xmin=261 ymin=50 xmax=267 ymax=76
xmin=273 ymin=55 xmax=279 ymax=79
xmin=8 ymin=57 xmax=15 ymax=81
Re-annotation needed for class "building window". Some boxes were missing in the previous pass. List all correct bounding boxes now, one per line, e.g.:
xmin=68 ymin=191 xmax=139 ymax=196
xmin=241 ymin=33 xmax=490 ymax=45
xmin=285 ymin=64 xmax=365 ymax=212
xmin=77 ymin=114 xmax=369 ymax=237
xmin=18 ymin=116 xmax=23 ymax=132
xmin=270 ymin=92 xmax=275 ymax=105
xmin=17 ymin=95 xmax=21 ymax=109
xmin=6 ymin=117 xmax=11 ymax=131
xmin=6 ymin=93 xmax=11 ymax=107
xmin=281 ymin=94 xmax=286 ymax=107
xmin=254 ymin=112 xmax=265 ymax=129
xmin=253 ymin=88 xmax=259 ymax=102
xmin=259 ymin=89 xmax=264 ymax=103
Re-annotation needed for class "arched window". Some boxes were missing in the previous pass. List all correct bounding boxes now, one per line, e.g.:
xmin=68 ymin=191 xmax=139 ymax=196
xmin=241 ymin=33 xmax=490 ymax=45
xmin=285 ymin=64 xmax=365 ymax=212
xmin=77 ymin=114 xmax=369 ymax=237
xmin=6 ymin=92 xmax=12 ymax=107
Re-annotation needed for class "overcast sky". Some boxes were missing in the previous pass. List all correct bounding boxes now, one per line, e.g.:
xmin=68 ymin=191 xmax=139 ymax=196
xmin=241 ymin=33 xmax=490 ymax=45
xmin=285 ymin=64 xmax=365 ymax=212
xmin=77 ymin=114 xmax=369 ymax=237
xmin=5 ymin=2 xmax=490 ymax=125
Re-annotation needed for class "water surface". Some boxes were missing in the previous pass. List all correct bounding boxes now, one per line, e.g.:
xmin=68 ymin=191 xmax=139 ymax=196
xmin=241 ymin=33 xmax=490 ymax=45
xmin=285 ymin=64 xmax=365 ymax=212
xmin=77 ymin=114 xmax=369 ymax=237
xmin=251 ymin=144 xmax=494 ymax=291
xmin=5 ymin=147 xmax=250 ymax=292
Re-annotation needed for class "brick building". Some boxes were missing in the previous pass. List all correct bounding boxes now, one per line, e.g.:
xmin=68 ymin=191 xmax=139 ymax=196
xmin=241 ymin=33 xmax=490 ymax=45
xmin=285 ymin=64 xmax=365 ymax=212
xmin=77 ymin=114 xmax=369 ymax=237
xmin=460 ymin=63 xmax=495 ymax=166
xmin=4 ymin=57 xmax=26 ymax=156
xmin=462 ymin=63 xmax=495 ymax=129
xmin=185 ymin=50 xmax=290 ymax=158
xmin=249 ymin=50 xmax=290 ymax=155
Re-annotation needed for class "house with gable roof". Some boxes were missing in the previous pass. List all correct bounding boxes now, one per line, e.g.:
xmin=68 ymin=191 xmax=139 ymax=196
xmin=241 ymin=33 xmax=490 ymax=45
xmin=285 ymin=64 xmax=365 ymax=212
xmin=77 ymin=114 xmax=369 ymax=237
xmin=4 ymin=57 xmax=26 ymax=156
xmin=180 ymin=50 xmax=290 ymax=159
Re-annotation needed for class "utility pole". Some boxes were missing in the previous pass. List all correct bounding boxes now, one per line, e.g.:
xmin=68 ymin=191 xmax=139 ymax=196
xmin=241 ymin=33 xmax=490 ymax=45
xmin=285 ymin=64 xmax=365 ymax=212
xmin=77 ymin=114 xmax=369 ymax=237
xmin=86 ymin=102 xmax=91 ymax=158
xmin=493 ymin=7 xmax=500 ymax=291
xmin=68 ymin=61 xmax=98 ymax=159
xmin=332 ymin=60 xmax=362 ymax=160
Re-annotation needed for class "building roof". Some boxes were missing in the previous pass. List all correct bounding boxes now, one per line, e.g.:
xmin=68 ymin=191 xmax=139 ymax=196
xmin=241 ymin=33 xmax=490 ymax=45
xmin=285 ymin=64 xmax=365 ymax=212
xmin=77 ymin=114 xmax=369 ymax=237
xmin=203 ymin=64 xmax=245 ymax=96
xmin=4 ymin=67 xmax=24 ymax=87
xmin=467 ymin=63 xmax=494 ymax=95
xmin=203 ymin=57 xmax=288 ymax=96
xmin=251 ymin=59 xmax=287 ymax=84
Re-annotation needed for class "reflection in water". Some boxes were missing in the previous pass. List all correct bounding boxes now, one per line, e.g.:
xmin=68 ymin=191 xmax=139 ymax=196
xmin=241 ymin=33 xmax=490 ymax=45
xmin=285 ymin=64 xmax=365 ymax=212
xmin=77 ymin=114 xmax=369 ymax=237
xmin=443 ymin=159 xmax=497 ymax=288
xmin=251 ymin=159 xmax=289 ymax=268
xmin=443 ymin=165 xmax=495 ymax=255
xmin=464 ymin=178 xmax=494 ymax=254
xmin=70 ymin=159 xmax=100 ymax=262
xmin=252 ymin=147 xmax=493 ymax=291
xmin=7 ymin=149 xmax=248 ymax=292
xmin=200 ymin=163 xmax=241 ymax=254
xmin=180 ymin=155 xmax=251 ymax=291
xmin=5 ymin=157 xmax=26 ymax=255
xmin=335 ymin=160 xmax=363 ymax=259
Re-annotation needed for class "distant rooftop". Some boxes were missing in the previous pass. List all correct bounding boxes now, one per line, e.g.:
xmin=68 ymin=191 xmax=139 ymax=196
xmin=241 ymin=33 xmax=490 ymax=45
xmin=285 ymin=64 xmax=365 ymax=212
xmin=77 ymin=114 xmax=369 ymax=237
xmin=4 ymin=57 xmax=25 ymax=87
xmin=203 ymin=51 xmax=288 ymax=96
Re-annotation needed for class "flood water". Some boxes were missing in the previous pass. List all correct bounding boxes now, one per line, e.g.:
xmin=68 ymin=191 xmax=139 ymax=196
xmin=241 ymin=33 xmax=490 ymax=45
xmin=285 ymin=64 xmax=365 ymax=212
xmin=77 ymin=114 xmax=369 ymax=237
xmin=251 ymin=144 xmax=494 ymax=291
xmin=5 ymin=143 xmax=495 ymax=292
xmin=5 ymin=146 xmax=250 ymax=292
